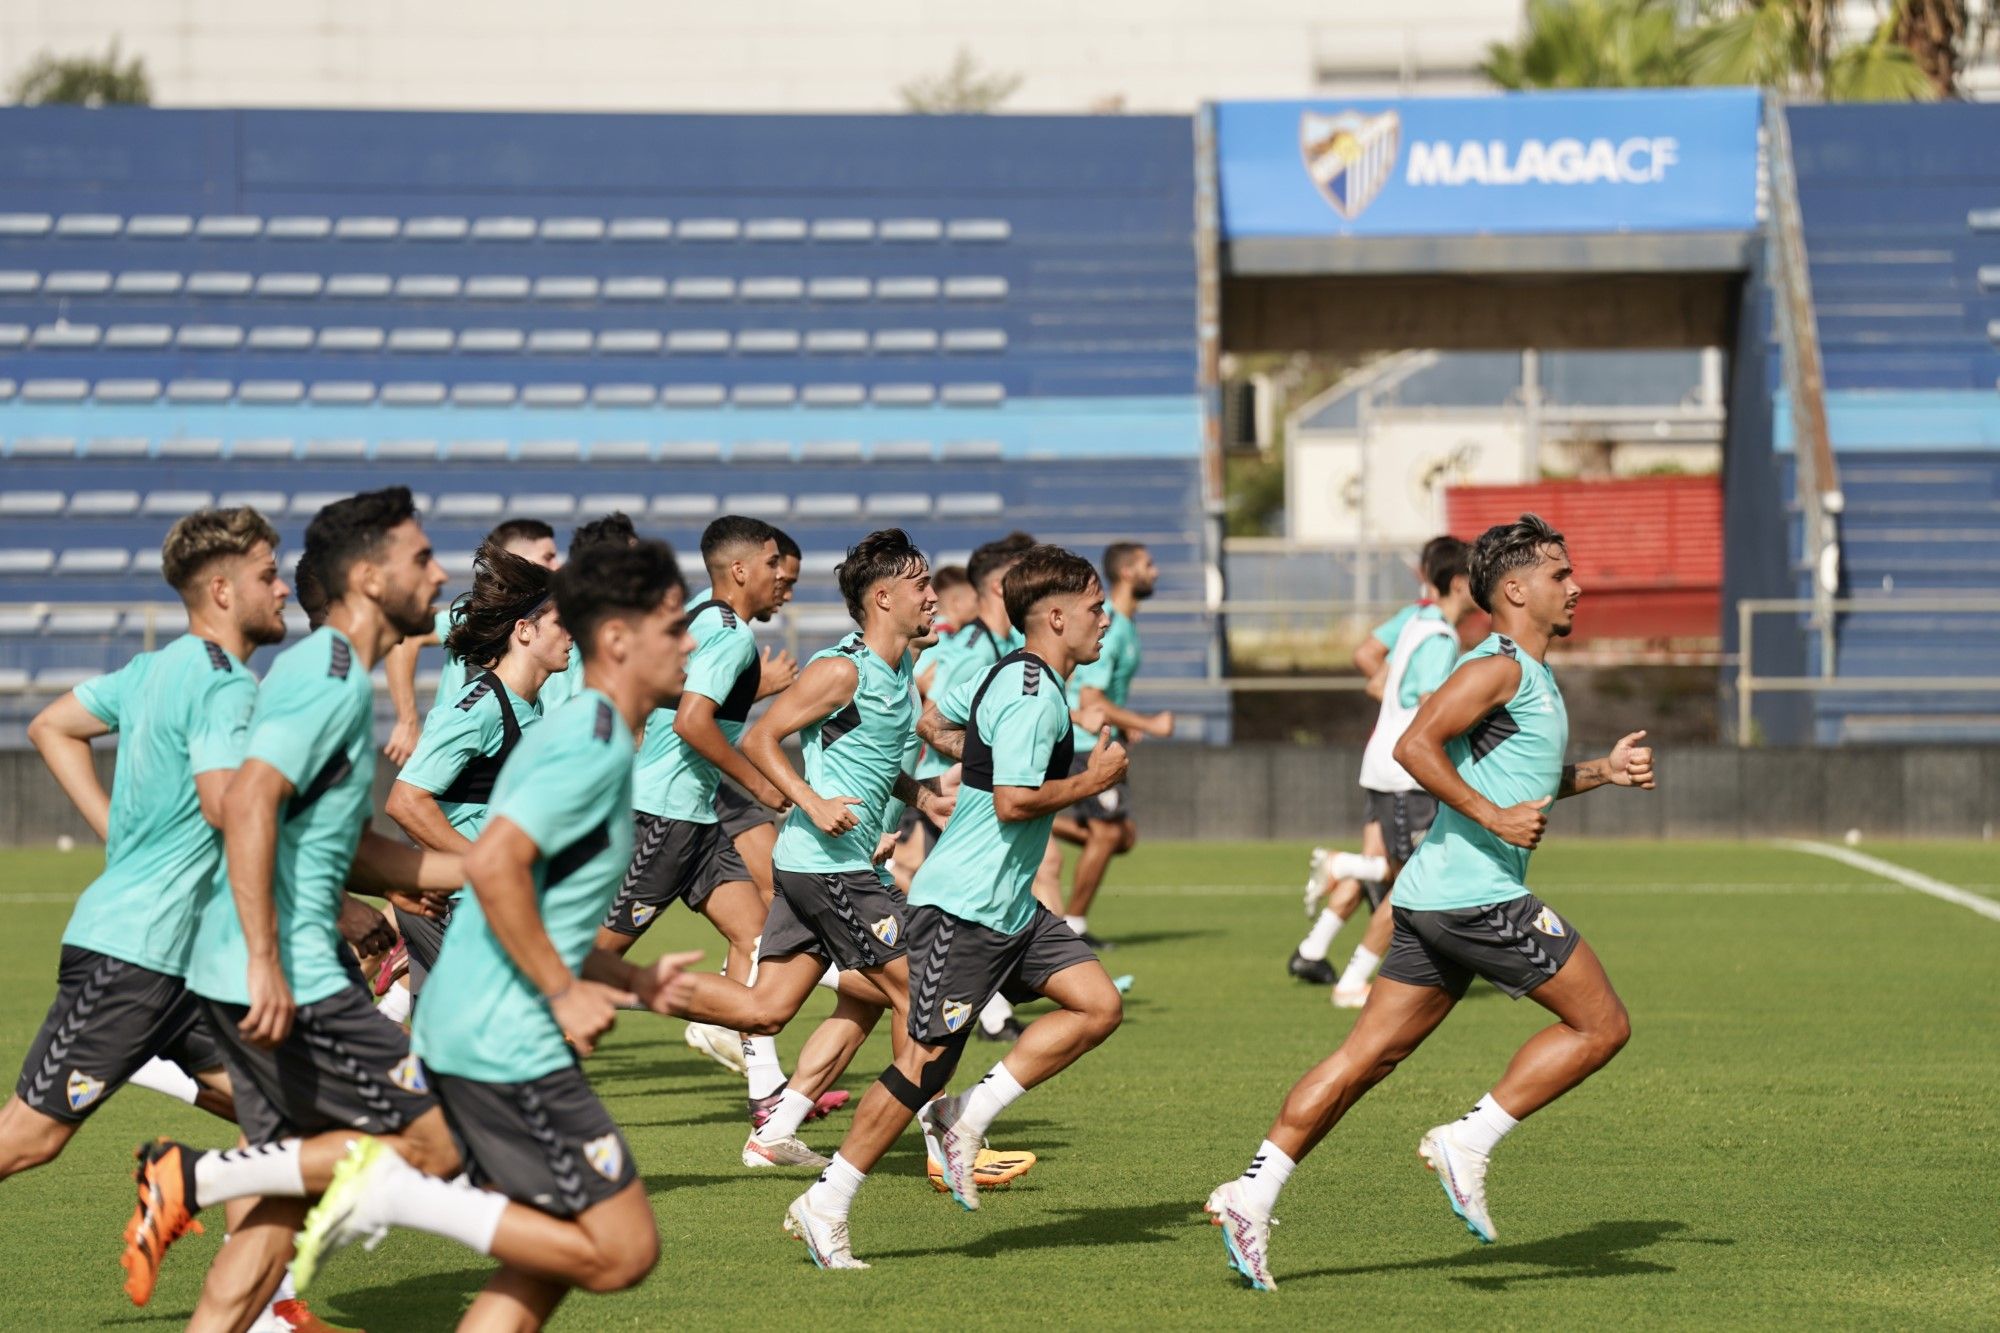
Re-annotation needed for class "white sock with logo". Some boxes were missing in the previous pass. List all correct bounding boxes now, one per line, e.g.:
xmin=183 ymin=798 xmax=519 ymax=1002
xmin=977 ymin=993 xmax=1014 ymax=1035
xmin=377 ymin=1159 xmax=507 ymax=1254
xmin=743 ymin=1036 xmax=786 ymax=1100
xmin=1297 ymin=908 xmax=1342 ymax=962
xmin=1337 ymin=945 xmax=1382 ymax=990
xmin=806 ymin=1152 xmax=867 ymax=1221
xmin=956 ymin=1062 xmax=1027 ymax=1140
xmin=193 ymin=1141 xmax=307 ymax=1209
xmin=816 ymin=963 xmax=841 ymax=992
xmin=128 ymin=1057 xmax=200 ymax=1105
xmin=1237 ymin=1139 xmax=1296 ymax=1216
xmin=1330 ymin=852 xmax=1388 ymax=883
xmin=754 ymin=1087 xmax=820 ymax=1144
xmin=1452 ymin=1094 xmax=1519 ymax=1158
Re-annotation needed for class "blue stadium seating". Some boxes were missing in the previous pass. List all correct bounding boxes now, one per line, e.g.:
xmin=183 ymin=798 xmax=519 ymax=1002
xmin=1778 ymin=105 xmax=2000 ymax=742
xmin=0 ymin=109 xmax=1218 ymax=737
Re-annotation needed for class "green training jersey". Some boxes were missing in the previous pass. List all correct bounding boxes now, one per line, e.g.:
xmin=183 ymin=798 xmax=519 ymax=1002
xmin=908 ymin=649 xmax=1072 ymax=936
xmin=1068 ymin=607 xmax=1141 ymax=751
xmin=187 ymin=627 xmax=378 ymax=1006
xmin=1398 ymin=608 xmax=1460 ymax=708
xmin=63 ymin=636 xmax=257 ymax=976
xmin=1392 ymin=633 xmax=1569 ymax=913
xmin=538 ymin=643 xmax=585 ymax=711
xmin=632 ymin=598 xmax=760 ymax=822
xmin=915 ymin=619 xmax=1023 ymax=780
xmin=415 ymin=690 xmax=636 ymax=1083
xmin=396 ymin=673 xmax=543 ymax=842
xmin=431 ymin=604 xmax=468 ymax=709
xmin=774 ymin=634 xmax=916 ymax=876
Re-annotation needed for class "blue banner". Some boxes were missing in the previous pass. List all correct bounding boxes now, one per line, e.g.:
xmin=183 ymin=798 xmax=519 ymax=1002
xmin=1216 ymin=89 xmax=1761 ymax=239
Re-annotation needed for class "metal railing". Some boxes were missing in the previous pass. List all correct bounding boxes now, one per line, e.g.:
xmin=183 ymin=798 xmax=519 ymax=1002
xmin=1762 ymin=98 xmax=1845 ymax=678
xmin=1735 ymin=597 xmax=2000 ymax=743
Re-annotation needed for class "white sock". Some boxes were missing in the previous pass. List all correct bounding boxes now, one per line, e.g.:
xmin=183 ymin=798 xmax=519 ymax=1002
xmin=806 ymin=1151 xmax=867 ymax=1221
xmin=977 ymin=993 xmax=1014 ymax=1035
xmin=1337 ymin=945 xmax=1382 ymax=990
xmin=1238 ymin=1139 xmax=1296 ymax=1215
xmin=1064 ymin=914 xmax=1088 ymax=935
xmin=380 ymin=1161 xmax=508 ymax=1253
xmin=377 ymin=980 xmax=413 ymax=1024
xmin=193 ymin=1141 xmax=308 ymax=1209
xmin=744 ymin=1036 xmax=786 ymax=1100
xmin=816 ymin=963 xmax=841 ymax=992
xmin=1452 ymin=1093 xmax=1519 ymax=1158
xmin=1330 ymin=852 xmax=1388 ymax=882
xmin=273 ymin=1270 xmax=296 ymax=1303
xmin=956 ymin=1062 xmax=1027 ymax=1140
xmin=1297 ymin=907 xmax=1342 ymax=962
xmin=128 ymin=1056 xmax=200 ymax=1105
xmin=753 ymin=1087 xmax=819 ymax=1143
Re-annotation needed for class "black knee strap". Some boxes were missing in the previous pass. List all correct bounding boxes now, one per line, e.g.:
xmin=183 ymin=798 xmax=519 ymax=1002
xmin=878 ymin=1040 xmax=967 ymax=1112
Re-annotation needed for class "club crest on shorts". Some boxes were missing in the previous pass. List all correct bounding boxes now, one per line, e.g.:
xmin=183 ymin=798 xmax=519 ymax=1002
xmin=1532 ymin=908 xmax=1566 ymax=938
xmin=66 ymin=1070 xmax=105 ymax=1112
xmin=388 ymin=1055 xmax=429 ymax=1094
xmin=870 ymin=915 xmax=899 ymax=948
xmin=940 ymin=999 xmax=971 ymax=1034
xmin=584 ymin=1133 xmax=624 ymax=1181
xmin=630 ymin=904 xmax=660 ymax=929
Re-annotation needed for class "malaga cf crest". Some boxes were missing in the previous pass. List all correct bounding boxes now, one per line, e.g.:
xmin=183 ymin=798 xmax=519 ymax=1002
xmin=388 ymin=1055 xmax=429 ymax=1094
xmin=66 ymin=1070 xmax=105 ymax=1112
xmin=940 ymin=1000 xmax=971 ymax=1034
xmin=584 ymin=1133 xmax=625 ymax=1181
xmin=870 ymin=916 xmax=900 ymax=948
xmin=1300 ymin=110 xmax=1401 ymax=219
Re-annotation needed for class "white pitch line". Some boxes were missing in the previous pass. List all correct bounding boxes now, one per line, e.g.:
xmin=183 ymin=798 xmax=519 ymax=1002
xmin=1111 ymin=881 xmax=1903 ymax=898
xmin=1776 ymin=840 xmax=2000 ymax=924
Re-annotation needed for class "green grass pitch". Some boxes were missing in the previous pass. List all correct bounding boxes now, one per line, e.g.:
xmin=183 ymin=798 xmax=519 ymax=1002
xmin=0 ymin=839 xmax=1995 ymax=1328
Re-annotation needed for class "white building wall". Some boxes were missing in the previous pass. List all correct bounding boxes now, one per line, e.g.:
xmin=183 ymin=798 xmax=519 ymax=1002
xmin=1288 ymin=414 xmax=1536 ymax=547
xmin=0 ymin=0 xmax=1517 ymax=112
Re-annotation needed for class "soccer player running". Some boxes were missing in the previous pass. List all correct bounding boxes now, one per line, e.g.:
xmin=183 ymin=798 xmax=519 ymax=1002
xmin=1326 ymin=537 xmax=1477 ymax=1008
xmin=382 ymin=517 xmax=563 ymax=764
xmin=1 ymin=509 xmax=287 ymax=1183
xmin=1058 ymin=541 xmax=1175 ymax=947
xmin=384 ymin=541 xmax=574 ymax=995
xmin=123 ymin=489 xmax=468 ymax=1325
xmin=597 ymin=516 xmax=794 ymax=1112
xmin=1206 ymin=515 xmax=1652 ymax=1291
xmin=660 ymin=529 xmax=954 ymax=1168
xmin=289 ymin=538 xmax=705 ymax=1332
xmin=784 ymin=545 xmax=1128 ymax=1270
xmin=1289 ymin=534 xmax=1462 ymax=986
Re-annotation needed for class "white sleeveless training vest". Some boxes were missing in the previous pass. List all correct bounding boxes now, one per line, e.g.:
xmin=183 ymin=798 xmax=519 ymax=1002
xmin=1359 ymin=608 xmax=1460 ymax=794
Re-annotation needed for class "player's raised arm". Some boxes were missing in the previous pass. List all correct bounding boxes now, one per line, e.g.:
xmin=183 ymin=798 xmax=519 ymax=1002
xmin=1560 ymin=731 xmax=1656 ymax=798
xmin=27 ymin=692 xmax=117 ymax=841
xmin=380 ymin=630 xmax=439 ymax=765
xmin=742 ymin=655 xmax=865 ymax=835
xmin=218 ymin=758 xmax=296 ymax=1045
xmin=1394 ymin=655 xmax=1551 ymax=851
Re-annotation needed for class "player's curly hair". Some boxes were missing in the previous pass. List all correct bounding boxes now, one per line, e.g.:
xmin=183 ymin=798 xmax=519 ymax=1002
xmin=446 ymin=541 xmax=555 ymax=670
xmin=160 ymin=507 xmax=281 ymax=594
xmin=554 ymin=539 xmax=685 ymax=662
xmin=1002 ymin=544 xmax=1099 ymax=632
xmin=836 ymin=528 xmax=929 ymax=624
xmin=301 ymin=486 xmax=419 ymax=601
xmin=569 ymin=511 xmax=637 ymax=560
xmin=1468 ymin=514 xmax=1565 ymax=613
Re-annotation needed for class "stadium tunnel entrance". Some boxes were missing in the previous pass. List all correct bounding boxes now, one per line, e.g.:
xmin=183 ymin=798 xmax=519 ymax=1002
xmin=1203 ymin=90 xmax=1789 ymax=741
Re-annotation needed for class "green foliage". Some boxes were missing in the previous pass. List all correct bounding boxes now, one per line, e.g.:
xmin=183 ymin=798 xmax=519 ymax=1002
xmin=1826 ymin=13 xmax=1940 ymax=101
xmin=10 ymin=42 xmax=151 ymax=106
xmin=1483 ymin=0 xmax=1690 ymax=89
xmin=899 ymin=49 xmax=1022 ymax=114
xmin=1225 ymin=451 xmax=1287 ymax=538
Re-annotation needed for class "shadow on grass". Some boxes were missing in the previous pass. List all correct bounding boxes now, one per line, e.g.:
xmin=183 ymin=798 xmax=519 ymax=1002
xmin=306 ymin=1263 xmax=495 ymax=1328
xmin=1285 ymin=1218 xmax=1732 ymax=1291
xmin=1091 ymin=929 xmax=1209 ymax=950
xmin=872 ymin=1199 xmax=1193 ymax=1260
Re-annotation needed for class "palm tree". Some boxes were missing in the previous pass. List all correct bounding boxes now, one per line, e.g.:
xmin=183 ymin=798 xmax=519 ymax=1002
xmin=1483 ymin=0 xmax=1690 ymax=89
